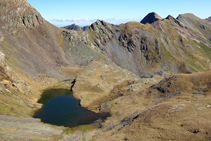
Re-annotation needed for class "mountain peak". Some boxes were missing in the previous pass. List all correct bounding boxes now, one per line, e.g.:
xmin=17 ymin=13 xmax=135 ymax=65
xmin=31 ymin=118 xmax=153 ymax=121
xmin=89 ymin=20 xmax=112 ymax=31
xmin=165 ymin=15 xmax=184 ymax=27
xmin=176 ymin=13 xmax=204 ymax=30
xmin=165 ymin=15 xmax=175 ymax=20
xmin=0 ymin=0 xmax=44 ymax=35
xmin=140 ymin=12 xmax=162 ymax=24
xmin=176 ymin=13 xmax=200 ymax=20
xmin=63 ymin=24 xmax=82 ymax=31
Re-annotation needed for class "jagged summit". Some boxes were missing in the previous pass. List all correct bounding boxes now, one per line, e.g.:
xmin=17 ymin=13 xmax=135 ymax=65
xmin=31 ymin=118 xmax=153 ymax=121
xmin=88 ymin=19 xmax=113 ymax=32
xmin=90 ymin=20 xmax=108 ymax=27
xmin=165 ymin=15 xmax=184 ymax=27
xmin=63 ymin=24 xmax=89 ymax=31
xmin=165 ymin=15 xmax=175 ymax=20
xmin=63 ymin=24 xmax=82 ymax=31
xmin=140 ymin=12 xmax=162 ymax=24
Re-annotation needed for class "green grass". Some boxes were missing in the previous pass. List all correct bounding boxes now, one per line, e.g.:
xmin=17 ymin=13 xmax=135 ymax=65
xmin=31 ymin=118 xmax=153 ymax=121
xmin=0 ymin=85 xmax=35 ymax=117
xmin=184 ymin=58 xmax=203 ymax=72
xmin=197 ymin=42 xmax=211 ymax=60
xmin=63 ymin=125 xmax=97 ymax=134
xmin=157 ymin=23 xmax=211 ymax=72
xmin=0 ymin=133 xmax=4 ymax=137
xmin=159 ymin=41 xmax=176 ymax=63
xmin=0 ymin=39 xmax=19 ymax=68
xmin=184 ymin=40 xmax=211 ymax=71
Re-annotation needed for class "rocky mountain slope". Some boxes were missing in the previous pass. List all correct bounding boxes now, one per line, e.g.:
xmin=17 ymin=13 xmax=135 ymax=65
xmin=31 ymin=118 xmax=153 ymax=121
xmin=0 ymin=0 xmax=211 ymax=140
xmin=177 ymin=13 xmax=211 ymax=42
xmin=63 ymin=24 xmax=82 ymax=31
xmin=63 ymin=13 xmax=211 ymax=78
xmin=63 ymin=24 xmax=88 ymax=31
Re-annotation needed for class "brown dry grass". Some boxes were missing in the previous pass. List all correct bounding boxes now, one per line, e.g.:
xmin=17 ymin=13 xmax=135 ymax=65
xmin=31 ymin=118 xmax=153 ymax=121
xmin=59 ymin=67 xmax=84 ymax=77
xmin=120 ymin=21 xmax=153 ymax=34
xmin=58 ymin=28 xmax=64 ymax=49
xmin=92 ymin=71 xmax=211 ymax=141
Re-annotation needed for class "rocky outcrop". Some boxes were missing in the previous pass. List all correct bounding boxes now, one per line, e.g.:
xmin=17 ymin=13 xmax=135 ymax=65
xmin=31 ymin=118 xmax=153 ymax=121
xmin=61 ymin=29 xmax=101 ymax=67
xmin=165 ymin=15 xmax=185 ymax=27
xmin=81 ymin=21 xmax=163 ymax=76
xmin=86 ymin=20 xmax=115 ymax=50
xmin=0 ymin=0 xmax=44 ymax=35
xmin=149 ymin=71 xmax=211 ymax=101
xmin=119 ymin=28 xmax=160 ymax=61
xmin=63 ymin=24 xmax=89 ymax=31
xmin=63 ymin=24 xmax=82 ymax=31
xmin=0 ymin=51 xmax=30 ymax=94
xmin=140 ymin=12 xmax=162 ymax=24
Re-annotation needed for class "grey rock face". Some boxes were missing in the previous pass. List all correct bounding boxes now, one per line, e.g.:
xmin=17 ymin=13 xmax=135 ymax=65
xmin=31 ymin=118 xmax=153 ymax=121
xmin=88 ymin=20 xmax=114 ymax=43
xmin=119 ymin=29 xmax=160 ymax=62
xmin=61 ymin=29 xmax=100 ymax=67
xmin=0 ymin=0 xmax=44 ymax=35
xmin=80 ymin=20 xmax=163 ymax=76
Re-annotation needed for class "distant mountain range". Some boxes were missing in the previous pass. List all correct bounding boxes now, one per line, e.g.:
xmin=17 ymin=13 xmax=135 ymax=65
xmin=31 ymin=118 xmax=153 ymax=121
xmin=63 ymin=24 xmax=89 ymax=31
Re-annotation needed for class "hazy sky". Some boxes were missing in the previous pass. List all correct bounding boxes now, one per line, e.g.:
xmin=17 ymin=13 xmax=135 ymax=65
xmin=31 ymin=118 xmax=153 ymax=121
xmin=27 ymin=0 xmax=211 ymax=27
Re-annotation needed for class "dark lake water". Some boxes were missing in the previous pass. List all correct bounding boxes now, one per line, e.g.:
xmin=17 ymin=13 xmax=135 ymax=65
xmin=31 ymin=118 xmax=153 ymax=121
xmin=33 ymin=89 xmax=110 ymax=127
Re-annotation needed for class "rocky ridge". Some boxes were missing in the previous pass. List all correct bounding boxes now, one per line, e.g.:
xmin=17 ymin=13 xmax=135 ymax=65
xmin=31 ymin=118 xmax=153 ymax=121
xmin=0 ymin=0 xmax=43 ymax=35
xmin=63 ymin=24 xmax=82 ymax=31
xmin=177 ymin=13 xmax=211 ymax=42
xmin=63 ymin=14 xmax=211 ymax=77
xmin=63 ymin=24 xmax=89 ymax=31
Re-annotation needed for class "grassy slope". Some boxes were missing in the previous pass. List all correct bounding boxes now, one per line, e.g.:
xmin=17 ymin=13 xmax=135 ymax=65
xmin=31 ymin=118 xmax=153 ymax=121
xmin=92 ymin=70 xmax=211 ymax=141
xmin=154 ymin=18 xmax=211 ymax=72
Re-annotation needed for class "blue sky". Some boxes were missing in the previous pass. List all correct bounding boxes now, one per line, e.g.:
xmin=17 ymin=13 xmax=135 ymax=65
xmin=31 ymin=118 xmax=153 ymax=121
xmin=27 ymin=0 xmax=211 ymax=27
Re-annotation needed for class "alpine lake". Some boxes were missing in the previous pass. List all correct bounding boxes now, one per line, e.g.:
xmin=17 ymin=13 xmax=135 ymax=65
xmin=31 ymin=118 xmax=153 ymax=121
xmin=33 ymin=89 xmax=110 ymax=127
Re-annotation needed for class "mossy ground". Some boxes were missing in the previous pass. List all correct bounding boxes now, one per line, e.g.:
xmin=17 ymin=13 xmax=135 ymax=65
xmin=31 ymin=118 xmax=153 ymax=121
xmin=63 ymin=125 xmax=97 ymax=134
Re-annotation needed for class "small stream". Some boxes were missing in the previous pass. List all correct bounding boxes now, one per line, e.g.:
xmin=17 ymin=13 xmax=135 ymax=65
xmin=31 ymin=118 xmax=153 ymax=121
xmin=33 ymin=89 xmax=110 ymax=127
